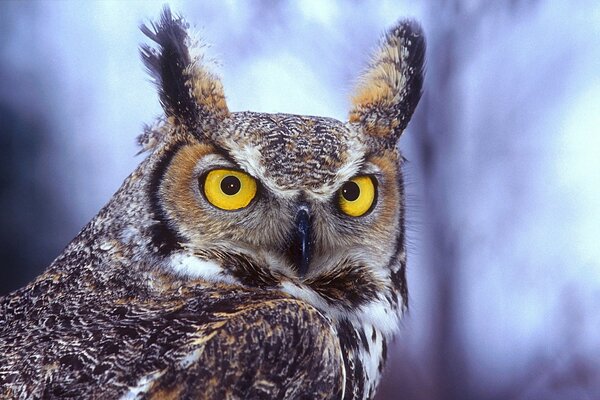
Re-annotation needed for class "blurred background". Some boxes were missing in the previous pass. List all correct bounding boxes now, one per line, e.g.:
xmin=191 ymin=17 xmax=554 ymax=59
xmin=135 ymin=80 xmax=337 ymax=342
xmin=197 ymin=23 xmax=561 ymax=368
xmin=1 ymin=1 xmax=599 ymax=399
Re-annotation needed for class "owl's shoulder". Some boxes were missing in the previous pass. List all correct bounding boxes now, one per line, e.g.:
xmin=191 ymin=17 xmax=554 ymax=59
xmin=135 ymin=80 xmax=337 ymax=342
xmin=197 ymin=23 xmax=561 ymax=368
xmin=135 ymin=289 xmax=346 ymax=399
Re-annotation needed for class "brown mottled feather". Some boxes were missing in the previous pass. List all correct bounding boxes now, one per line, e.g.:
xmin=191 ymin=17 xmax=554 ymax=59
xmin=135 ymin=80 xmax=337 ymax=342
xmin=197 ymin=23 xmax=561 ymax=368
xmin=1 ymin=268 xmax=343 ymax=398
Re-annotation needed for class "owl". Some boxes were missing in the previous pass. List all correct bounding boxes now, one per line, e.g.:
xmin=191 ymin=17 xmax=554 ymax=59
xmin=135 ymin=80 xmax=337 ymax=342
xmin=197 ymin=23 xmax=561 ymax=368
xmin=0 ymin=7 xmax=424 ymax=400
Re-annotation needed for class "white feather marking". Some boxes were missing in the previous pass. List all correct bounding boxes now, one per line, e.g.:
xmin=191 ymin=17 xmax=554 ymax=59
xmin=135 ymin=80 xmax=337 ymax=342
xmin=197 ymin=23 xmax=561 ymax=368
xmin=168 ymin=253 xmax=236 ymax=284
xmin=179 ymin=348 xmax=203 ymax=369
xmin=119 ymin=370 xmax=165 ymax=400
xmin=224 ymin=144 xmax=263 ymax=179
xmin=357 ymin=298 xmax=400 ymax=338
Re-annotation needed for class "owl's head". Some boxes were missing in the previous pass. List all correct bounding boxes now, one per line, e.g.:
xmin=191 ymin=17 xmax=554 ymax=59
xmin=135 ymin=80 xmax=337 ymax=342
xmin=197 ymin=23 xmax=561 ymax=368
xmin=135 ymin=8 xmax=424 ymax=333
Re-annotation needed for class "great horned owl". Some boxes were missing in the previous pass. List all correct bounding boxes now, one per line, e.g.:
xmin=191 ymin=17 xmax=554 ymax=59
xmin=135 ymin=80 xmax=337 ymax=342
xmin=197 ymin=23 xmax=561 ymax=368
xmin=0 ymin=7 xmax=424 ymax=400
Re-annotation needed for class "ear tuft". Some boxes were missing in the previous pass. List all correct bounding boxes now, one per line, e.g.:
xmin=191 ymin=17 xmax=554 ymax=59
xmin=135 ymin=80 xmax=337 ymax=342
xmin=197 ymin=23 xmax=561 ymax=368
xmin=349 ymin=20 xmax=425 ymax=145
xmin=140 ymin=7 xmax=228 ymax=132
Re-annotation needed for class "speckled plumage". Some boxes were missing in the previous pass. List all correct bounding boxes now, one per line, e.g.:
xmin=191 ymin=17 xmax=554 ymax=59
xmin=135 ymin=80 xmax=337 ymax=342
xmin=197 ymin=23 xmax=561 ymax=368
xmin=0 ymin=7 xmax=425 ymax=400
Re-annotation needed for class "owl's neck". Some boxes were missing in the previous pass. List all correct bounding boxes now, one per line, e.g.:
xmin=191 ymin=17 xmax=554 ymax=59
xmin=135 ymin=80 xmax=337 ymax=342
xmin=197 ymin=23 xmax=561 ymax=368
xmin=166 ymin=249 xmax=402 ymax=335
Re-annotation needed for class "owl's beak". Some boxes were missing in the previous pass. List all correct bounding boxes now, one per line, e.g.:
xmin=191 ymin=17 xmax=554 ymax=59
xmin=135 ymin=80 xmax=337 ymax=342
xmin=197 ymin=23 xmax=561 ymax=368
xmin=290 ymin=204 xmax=311 ymax=277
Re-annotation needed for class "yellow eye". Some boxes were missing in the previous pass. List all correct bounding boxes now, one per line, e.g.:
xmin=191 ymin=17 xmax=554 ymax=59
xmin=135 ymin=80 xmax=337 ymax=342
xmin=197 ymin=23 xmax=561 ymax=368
xmin=338 ymin=175 xmax=376 ymax=217
xmin=202 ymin=169 xmax=257 ymax=210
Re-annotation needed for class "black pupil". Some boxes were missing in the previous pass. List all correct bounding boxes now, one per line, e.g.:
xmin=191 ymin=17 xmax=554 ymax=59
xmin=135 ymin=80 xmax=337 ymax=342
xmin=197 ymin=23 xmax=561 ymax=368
xmin=342 ymin=181 xmax=360 ymax=201
xmin=221 ymin=176 xmax=241 ymax=195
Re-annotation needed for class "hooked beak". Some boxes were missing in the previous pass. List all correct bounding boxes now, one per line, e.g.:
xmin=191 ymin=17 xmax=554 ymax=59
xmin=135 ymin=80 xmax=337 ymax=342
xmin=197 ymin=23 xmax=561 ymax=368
xmin=288 ymin=203 xmax=311 ymax=277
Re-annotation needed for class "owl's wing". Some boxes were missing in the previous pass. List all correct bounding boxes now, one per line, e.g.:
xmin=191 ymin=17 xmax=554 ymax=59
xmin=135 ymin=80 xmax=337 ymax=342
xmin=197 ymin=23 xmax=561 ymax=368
xmin=1 ymin=282 xmax=345 ymax=399
xmin=124 ymin=291 xmax=346 ymax=400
